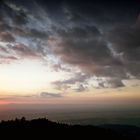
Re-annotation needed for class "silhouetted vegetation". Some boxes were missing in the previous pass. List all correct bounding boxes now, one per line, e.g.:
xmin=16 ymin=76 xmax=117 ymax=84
xmin=0 ymin=117 xmax=140 ymax=140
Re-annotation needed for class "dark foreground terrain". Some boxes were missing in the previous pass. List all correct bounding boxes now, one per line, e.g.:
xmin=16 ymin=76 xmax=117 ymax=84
xmin=0 ymin=117 xmax=140 ymax=140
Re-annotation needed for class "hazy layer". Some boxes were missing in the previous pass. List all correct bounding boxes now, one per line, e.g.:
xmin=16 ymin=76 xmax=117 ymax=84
xmin=0 ymin=104 xmax=140 ymax=126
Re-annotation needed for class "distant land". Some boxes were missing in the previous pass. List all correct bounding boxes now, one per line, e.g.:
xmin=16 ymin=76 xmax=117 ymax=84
xmin=0 ymin=104 xmax=140 ymax=127
xmin=0 ymin=117 xmax=140 ymax=140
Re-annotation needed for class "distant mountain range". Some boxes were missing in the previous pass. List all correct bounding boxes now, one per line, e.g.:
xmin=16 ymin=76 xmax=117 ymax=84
xmin=0 ymin=117 xmax=140 ymax=140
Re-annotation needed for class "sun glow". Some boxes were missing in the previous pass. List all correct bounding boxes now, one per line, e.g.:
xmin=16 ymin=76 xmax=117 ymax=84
xmin=0 ymin=59 xmax=66 ymax=95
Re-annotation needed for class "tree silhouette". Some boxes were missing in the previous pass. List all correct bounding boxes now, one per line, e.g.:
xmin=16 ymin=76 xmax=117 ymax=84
xmin=0 ymin=117 xmax=139 ymax=140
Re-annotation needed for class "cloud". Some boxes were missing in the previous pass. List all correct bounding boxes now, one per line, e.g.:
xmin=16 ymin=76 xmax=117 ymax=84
xmin=49 ymin=25 xmax=126 ymax=79
xmin=0 ymin=46 xmax=8 ymax=53
xmin=0 ymin=55 xmax=18 ymax=64
xmin=0 ymin=0 xmax=50 ymax=61
xmin=0 ymin=32 xmax=15 ymax=42
xmin=0 ymin=0 xmax=139 ymax=90
xmin=29 ymin=29 xmax=49 ymax=39
xmin=63 ymin=0 xmax=139 ymax=26
xmin=107 ymin=25 xmax=140 ymax=61
xmin=53 ymin=73 xmax=89 ymax=91
xmin=40 ymin=92 xmax=62 ymax=98
xmin=106 ymin=23 xmax=140 ymax=77
xmin=3 ymin=1 xmax=28 ymax=26
xmin=97 ymin=78 xmax=124 ymax=88
xmin=0 ymin=22 xmax=12 ymax=32
xmin=12 ymin=43 xmax=40 ymax=58
xmin=47 ymin=2 xmax=140 ymax=88
xmin=50 ymin=63 xmax=71 ymax=72
xmin=74 ymin=84 xmax=87 ymax=92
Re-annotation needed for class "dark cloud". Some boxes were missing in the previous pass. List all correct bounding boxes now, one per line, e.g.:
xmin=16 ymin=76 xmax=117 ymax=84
xmin=0 ymin=0 xmax=51 ymax=61
xmin=51 ymin=63 xmax=71 ymax=72
xmin=97 ymin=78 xmax=124 ymax=88
xmin=107 ymin=25 xmax=140 ymax=61
xmin=57 ymin=25 xmax=100 ymax=39
xmin=29 ymin=29 xmax=49 ymax=39
xmin=0 ymin=32 xmax=15 ymax=42
xmin=53 ymin=73 xmax=88 ymax=91
xmin=2 ymin=1 xmax=28 ymax=26
xmin=49 ymin=25 xmax=126 ymax=78
xmin=47 ymin=1 xmax=140 ymax=83
xmin=40 ymin=92 xmax=62 ymax=98
xmin=55 ymin=0 xmax=139 ymax=33
xmin=74 ymin=84 xmax=87 ymax=92
xmin=106 ymin=20 xmax=140 ymax=77
xmin=0 ymin=22 xmax=11 ymax=32
xmin=12 ymin=43 xmax=39 ymax=58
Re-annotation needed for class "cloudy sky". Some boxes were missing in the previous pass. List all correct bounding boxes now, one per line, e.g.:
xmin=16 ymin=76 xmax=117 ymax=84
xmin=0 ymin=0 xmax=140 ymax=106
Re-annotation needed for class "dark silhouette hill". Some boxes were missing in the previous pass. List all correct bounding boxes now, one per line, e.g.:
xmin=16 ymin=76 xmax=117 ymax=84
xmin=0 ymin=117 xmax=140 ymax=140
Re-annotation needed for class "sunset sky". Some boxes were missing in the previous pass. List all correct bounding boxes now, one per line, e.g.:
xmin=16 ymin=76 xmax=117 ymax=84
xmin=0 ymin=0 xmax=140 ymax=107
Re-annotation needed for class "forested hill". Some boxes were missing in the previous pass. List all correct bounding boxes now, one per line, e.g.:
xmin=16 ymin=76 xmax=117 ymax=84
xmin=0 ymin=117 xmax=140 ymax=140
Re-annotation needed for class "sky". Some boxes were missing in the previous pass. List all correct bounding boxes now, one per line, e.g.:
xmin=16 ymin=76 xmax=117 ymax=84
xmin=0 ymin=0 xmax=140 ymax=107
